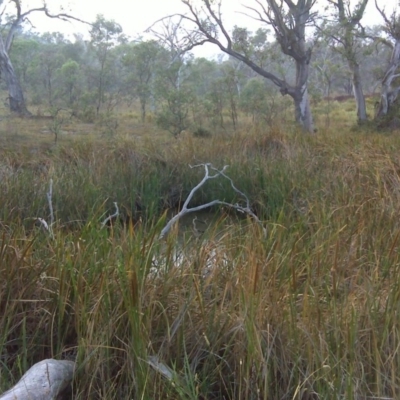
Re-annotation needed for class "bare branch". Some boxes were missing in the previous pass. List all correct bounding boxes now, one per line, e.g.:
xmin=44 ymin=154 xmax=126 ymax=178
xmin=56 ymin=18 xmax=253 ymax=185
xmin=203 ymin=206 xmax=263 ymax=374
xmin=159 ymin=164 xmax=266 ymax=239
xmin=0 ymin=359 xmax=75 ymax=400
xmin=375 ymin=0 xmax=392 ymax=30
xmin=4 ymin=2 xmax=90 ymax=53
xmin=101 ymin=202 xmax=120 ymax=228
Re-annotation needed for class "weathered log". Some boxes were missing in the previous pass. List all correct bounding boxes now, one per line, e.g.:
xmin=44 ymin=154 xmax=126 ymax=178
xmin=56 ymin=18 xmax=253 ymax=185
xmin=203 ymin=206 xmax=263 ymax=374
xmin=0 ymin=359 xmax=76 ymax=400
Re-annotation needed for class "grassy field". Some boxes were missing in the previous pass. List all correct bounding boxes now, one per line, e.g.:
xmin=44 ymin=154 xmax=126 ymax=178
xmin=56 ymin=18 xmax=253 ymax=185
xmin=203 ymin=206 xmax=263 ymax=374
xmin=2 ymin=101 xmax=400 ymax=399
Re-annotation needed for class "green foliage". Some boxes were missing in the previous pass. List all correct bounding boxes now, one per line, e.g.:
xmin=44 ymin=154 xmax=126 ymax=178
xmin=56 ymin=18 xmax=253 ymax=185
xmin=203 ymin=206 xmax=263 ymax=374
xmin=154 ymin=54 xmax=195 ymax=136
xmin=240 ymin=78 xmax=270 ymax=122
xmin=74 ymin=92 xmax=97 ymax=122
xmin=10 ymin=38 xmax=40 ymax=84
xmin=59 ymin=59 xmax=81 ymax=106
xmin=89 ymin=15 xmax=126 ymax=115
xmin=121 ymin=41 xmax=163 ymax=122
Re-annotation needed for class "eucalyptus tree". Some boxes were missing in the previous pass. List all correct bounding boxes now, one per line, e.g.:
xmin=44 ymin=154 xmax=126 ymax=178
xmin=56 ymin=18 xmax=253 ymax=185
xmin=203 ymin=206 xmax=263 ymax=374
xmin=121 ymin=40 xmax=162 ymax=122
xmin=374 ymin=1 xmax=400 ymax=119
xmin=310 ymin=42 xmax=342 ymax=99
xmin=240 ymin=77 xmax=274 ymax=124
xmin=173 ymin=0 xmax=318 ymax=132
xmin=360 ymin=25 xmax=391 ymax=94
xmin=31 ymin=33 xmax=68 ymax=106
xmin=173 ymin=57 xmax=217 ymax=127
xmin=59 ymin=59 xmax=81 ymax=106
xmin=220 ymin=61 xmax=240 ymax=128
xmin=89 ymin=15 xmax=125 ymax=115
xmin=324 ymin=0 xmax=369 ymax=122
xmin=149 ymin=17 xmax=196 ymax=135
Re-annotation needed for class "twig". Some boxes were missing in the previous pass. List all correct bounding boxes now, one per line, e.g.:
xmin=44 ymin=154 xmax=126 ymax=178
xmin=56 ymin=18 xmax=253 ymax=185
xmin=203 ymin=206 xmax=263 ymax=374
xmin=159 ymin=164 xmax=266 ymax=239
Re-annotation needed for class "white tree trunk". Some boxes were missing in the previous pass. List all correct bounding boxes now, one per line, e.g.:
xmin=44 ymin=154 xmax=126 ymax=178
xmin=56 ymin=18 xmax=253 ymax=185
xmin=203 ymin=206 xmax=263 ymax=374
xmin=0 ymin=359 xmax=76 ymax=400
xmin=292 ymin=59 xmax=315 ymax=133
xmin=0 ymin=30 xmax=30 ymax=116
xmin=375 ymin=39 xmax=400 ymax=119
xmin=351 ymin=63 xmax=367 ymax=121
xmin=294 ymin=87 xmax=314 ymax=133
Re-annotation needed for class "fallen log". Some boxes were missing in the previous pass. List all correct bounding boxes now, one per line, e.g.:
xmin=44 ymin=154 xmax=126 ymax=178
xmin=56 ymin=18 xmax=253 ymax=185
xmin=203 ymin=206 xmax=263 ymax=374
xmin=0 ymin=359 xmax=76 ymax=400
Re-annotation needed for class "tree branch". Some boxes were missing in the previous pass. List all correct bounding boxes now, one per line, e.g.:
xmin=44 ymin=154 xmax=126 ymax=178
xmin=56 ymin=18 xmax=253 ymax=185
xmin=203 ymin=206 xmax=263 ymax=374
xmin=0 ymin=359 xmax=75 ymax=400
xmin=4 ymin=1 xmax=90 ymax=53
xmin=159 ymin=164 xmax=266 ymax=239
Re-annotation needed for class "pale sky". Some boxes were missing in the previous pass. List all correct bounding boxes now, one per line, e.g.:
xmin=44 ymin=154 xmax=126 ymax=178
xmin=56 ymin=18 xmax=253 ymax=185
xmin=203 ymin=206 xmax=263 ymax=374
xmin=15 ymin=0 xmax=400 ymax=58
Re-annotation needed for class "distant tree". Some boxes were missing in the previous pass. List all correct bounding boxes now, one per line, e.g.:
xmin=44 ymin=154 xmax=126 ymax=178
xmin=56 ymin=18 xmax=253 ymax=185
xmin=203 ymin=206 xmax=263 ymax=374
xmin=33 ymin=34 xmax=66 ymax=106
xmin=324 ymin=0 xmax=369 ymax=122
xmin=89 ymin=14 xmax=125 ymax=115
xmin=374 ymin=1 xmax=400 ymax=119
xmin=59 ymin=59 xmax=81 ymax=106
xmin=359 ymin=25 xmax=390 ymax=94
xmin=122 ymin=40 xmax=162 ymax=122
xmin=221 ymin=62 xmax=240 ymax=129
xmin=150 ymin=17 xmax=195 ymax=135
xmin=240 ymin=77 xmax=272 ymax=123
xmin=309 ymin=36 xmax=344 ymax=99
xmin=186 ymin=57 xmax=219 ymax=97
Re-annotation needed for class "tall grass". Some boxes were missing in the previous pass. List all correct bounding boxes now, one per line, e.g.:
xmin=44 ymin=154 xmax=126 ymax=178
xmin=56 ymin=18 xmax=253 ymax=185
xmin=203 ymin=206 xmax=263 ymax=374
xmin=2 ymin=117 xmax=400 ymax=398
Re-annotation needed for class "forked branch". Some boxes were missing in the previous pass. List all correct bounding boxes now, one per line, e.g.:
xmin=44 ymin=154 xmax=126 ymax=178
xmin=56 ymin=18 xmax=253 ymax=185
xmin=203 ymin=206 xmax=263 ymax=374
xmin=159 ymin=163 xmax=266 ymax=239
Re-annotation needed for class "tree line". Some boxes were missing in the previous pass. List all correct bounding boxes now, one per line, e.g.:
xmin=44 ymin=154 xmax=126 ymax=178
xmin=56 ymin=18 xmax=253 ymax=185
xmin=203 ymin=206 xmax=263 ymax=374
xmin=0 ymin=0 xmax=398 ymax=134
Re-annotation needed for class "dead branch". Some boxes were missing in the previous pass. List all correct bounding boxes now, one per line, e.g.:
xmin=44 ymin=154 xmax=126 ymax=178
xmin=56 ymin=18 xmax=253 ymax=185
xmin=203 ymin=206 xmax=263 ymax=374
xmin=4 ymin=1 xmax=90 ymax=52
xmin=0 ymin=359 xmax=75 ymax=400
xmin=159 ymin=163 xmax=266 ymax=239
xmin=101 ymin=202 xmax=120 ymax=228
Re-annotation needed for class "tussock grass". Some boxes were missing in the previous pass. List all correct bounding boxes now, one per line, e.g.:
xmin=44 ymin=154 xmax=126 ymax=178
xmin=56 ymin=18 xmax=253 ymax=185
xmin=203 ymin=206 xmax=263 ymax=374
xmin=2 ymin=114 xmax=400 ymax=398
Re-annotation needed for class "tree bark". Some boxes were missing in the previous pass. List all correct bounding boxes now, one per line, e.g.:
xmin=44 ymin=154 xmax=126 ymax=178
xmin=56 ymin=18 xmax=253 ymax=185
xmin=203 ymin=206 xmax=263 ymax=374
xmin=351 ymin=62 xmax=367 ymax=121
xmin=294 ymin=87 xmax=314 ymax=132
xmin=293 ymin=58 xmax=314 ymax=132
xmin=0 ymin=359 xmax=75 ymax=400
xmin=0 ymin=33 xmax=31 ymax=116
xmin=375 ymin=39 xmax=400 ymax=119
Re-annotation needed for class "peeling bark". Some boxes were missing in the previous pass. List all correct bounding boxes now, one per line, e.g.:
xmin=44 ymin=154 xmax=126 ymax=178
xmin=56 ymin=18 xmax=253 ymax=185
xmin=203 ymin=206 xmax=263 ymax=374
xmin=0 ymin=359 xmax=76 ymax=400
